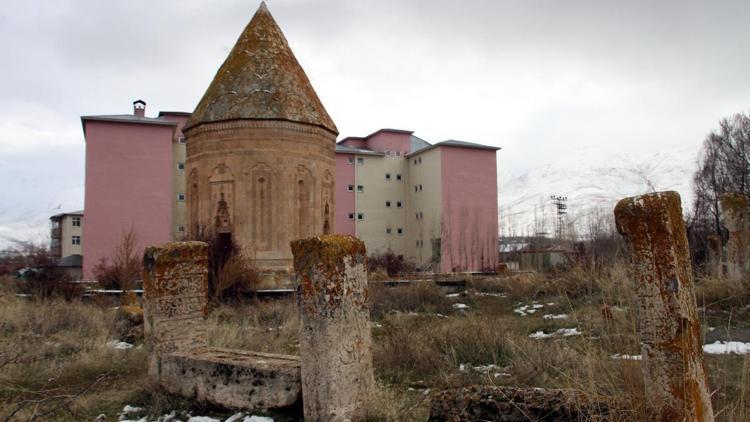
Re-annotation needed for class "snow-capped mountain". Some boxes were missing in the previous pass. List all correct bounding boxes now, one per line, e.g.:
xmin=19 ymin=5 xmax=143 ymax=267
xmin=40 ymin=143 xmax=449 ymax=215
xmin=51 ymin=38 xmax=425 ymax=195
xmin=499 ymin=145 xmax=698 ymax=238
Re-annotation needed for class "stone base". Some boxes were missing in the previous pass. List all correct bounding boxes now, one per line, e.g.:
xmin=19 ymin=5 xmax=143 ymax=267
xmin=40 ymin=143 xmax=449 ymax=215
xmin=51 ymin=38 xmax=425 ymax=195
xmin=429 ymin=386 xmax=617 ymax=421
xmin=159 ymin=347 xmax=301 ymax=410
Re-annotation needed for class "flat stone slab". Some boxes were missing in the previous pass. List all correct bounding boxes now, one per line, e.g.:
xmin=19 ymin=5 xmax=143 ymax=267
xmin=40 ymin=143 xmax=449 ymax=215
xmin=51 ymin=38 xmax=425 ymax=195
xmin=160 ymin=347 xmax=300 ymax=410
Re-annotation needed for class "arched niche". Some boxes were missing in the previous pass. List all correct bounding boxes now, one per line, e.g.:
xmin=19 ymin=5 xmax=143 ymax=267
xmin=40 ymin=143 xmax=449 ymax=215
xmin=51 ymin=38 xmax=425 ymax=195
xmin=295 ymin=165 xmax=315 ymax=239
xmin=209 ymin=164 xmax=235 ymax=228
xmin=247 ymin=163 xmax=275 ymax=251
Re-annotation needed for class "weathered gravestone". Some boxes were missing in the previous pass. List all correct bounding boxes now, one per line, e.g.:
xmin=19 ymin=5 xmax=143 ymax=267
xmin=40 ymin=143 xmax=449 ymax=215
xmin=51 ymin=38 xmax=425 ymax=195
xmin=143 ymin=241 xmax=301 ymax=410
xmin=615 ymin=191 xmax=714 ymax=421
xmin=720 ymin=193 xmax=750 ymax=281
xmin=291 ymin=234 xmax=375 ymax=422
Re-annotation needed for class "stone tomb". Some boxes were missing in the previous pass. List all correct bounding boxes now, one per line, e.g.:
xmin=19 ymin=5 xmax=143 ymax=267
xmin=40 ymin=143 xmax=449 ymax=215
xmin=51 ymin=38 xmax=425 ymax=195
xmin=143 ymin=242 xmax=301 ymax=410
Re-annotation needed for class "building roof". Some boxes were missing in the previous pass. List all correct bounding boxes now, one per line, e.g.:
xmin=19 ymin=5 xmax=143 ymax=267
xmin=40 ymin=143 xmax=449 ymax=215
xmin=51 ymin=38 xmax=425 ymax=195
xmin=337 ymin=128 xmax=415 ymax=145
xmin=405 ymin=139 xmax=500 ymax=157
xmin=158 ymin=111 xmax=191 ymax=117
xmin=335 ymin=144 xmax=385 ymax=156
xmin=50 ymin=210 xmax=84 ymax=219
xmin=183 ymin=2 xmax=337 ymax=135
xmin=80 ymin=114 xmax=177 ymax=135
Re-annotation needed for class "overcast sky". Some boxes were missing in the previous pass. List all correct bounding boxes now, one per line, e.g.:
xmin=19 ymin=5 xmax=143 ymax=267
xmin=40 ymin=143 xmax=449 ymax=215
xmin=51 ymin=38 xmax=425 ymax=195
xmin=1 ymin=0 xmax=749 ymax=245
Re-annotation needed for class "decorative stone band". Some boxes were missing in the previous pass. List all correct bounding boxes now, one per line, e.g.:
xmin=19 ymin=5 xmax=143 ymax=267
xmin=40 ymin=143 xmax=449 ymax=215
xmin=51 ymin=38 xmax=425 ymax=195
xmin=143 ymin=241 xmax=210 ymax=380
xmin=184 ymin=118 xmax=337 ymax=139
xmin=291 ymin=234 xmax=375 ymax=422
xmin=614 ymin=191 xmax=714 ymax=422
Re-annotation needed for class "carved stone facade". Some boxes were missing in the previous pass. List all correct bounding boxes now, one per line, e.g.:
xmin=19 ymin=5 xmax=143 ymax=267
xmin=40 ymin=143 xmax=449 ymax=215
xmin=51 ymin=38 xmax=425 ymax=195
xmin=184 ymin=3 xmax=336 ymax=273
xmin=186 ymin=121 xmax=335 ymax=270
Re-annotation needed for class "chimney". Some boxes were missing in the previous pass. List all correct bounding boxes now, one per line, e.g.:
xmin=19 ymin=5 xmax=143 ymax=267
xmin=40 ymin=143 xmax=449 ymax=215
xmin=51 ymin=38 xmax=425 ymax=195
xmin=133 ymin=99 xmax=146 ymax=117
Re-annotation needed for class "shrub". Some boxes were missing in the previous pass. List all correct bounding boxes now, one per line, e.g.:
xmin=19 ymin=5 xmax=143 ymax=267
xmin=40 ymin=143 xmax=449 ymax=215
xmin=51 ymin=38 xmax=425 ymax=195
xmin=184 ymin=224 xmax=259 ymax=303
xmin=368 ymin=251 xmax=416 ymax=277
xmin=369 ymin=282 xmax=453 ymax=319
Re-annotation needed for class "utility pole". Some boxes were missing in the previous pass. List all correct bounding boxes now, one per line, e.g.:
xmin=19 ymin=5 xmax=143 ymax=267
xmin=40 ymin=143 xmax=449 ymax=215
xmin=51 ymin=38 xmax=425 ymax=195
xmin=550 ymin=195 xmax=568 ymax=239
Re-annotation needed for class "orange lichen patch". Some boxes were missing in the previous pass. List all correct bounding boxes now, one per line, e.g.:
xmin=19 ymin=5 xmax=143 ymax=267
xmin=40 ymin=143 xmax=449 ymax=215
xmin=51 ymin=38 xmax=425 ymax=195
xmin=720 ymin=192 xmax=749 ymax=214
xmin=184 ymin=2 xmax=337 ymax=135
xmin=291 ymin=234 xmax=368 ymax=318
xmin=143 ymin=241 xmax=209 ymax=299
xmin=614 ymin=191 xmax=714 ymax=421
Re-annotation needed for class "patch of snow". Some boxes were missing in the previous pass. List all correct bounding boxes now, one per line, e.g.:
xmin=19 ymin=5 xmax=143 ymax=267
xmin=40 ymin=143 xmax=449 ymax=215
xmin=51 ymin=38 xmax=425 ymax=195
xmin=107 ymin=340 xmax=134 ymax=350
xmin=188 ymin=417 xmax=220 ymax=422
xmin=703 ymin=341 xmax=750 ymax=355
xmin=543 ymin=314 xmax=568 ymax=320
xmin=446 ymin=293 xmax=461 ymax=298
xmin=475 ymin=292 xmax=506 ymax=297
xmin=514 ymin=303 xmax=543 ymax=316
xmin=611 ymin=353 xmax=642 ymax=360
xmin=371 ymin=322 xmax=383 ymax=328
xmin=120 ymin=405 xmax=143 ymax=416
xmin=225 ymin=414 xmax=245 ymax=422
xmin=529 ymin=328 xmax=582 ymax=339
xmin=458 ymin=363 xmax=467 ymax=372
xmin=452 ymin=303 xmax=469 ymax=309
xmin=545 ymin=302 xmax=555 ymax=306
xmin=243 ymin=416 xmax=273 ymax=422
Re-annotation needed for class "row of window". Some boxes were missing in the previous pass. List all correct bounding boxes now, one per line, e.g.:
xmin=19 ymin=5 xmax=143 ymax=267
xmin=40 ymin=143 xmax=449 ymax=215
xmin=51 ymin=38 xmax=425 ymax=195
xmin=414 ymin=184 xmax=423 ymax=192
xmin=347 ymin=156 xmax=365 ymax=165
xmin=384 ymin=173 xmax=402 ymax=181
xmin=413 ymin=157 xmax=423 ymax=165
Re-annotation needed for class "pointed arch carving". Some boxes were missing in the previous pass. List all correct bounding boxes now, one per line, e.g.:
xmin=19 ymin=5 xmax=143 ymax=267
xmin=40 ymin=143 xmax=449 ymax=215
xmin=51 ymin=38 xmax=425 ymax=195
xmin=187 ymin=169 xmax=201 ymax=232
xmin=322 ymin=170 xmax=334 ymax=234
xmin=295 ymin=165 xmax=315 ymax=239
xmin=248 ymin=163 xmax=275 ymax=251
xmin=209 ymin=164 xmax=235 ymax=228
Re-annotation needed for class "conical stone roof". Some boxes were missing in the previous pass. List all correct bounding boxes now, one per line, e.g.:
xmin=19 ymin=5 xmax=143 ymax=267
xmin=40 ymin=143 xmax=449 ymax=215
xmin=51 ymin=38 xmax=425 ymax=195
xmin=184 ymin=2 xmax=337 ymax=134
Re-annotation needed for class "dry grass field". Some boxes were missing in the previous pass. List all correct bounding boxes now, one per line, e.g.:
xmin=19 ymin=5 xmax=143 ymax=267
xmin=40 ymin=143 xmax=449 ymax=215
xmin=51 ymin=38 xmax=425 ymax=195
xmin=1 ymin=266 xmax=749 ymax=421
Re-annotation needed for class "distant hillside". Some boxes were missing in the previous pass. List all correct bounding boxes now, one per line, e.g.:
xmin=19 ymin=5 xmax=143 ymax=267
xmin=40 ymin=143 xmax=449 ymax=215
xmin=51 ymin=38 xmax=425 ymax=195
xmin=499 ymin=145 xmax=697 ymax=238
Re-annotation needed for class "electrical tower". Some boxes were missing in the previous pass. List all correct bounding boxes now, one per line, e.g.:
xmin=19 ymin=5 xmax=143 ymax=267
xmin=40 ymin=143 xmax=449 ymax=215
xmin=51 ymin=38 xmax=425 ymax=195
xmin=550 ymin=195 xmax=568 ymax=239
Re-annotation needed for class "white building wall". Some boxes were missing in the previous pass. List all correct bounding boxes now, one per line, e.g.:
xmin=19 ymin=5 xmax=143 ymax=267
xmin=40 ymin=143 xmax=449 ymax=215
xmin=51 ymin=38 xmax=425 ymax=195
xmin=405 ymin=148 xmax=443 ymax=268
xmin=354 ymin=154 xmax=407 ymax=256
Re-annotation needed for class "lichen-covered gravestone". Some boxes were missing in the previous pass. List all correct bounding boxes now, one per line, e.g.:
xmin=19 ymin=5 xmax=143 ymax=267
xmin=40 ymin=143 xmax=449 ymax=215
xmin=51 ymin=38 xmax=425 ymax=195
xmin=291 ymin=235 xmax=375 ymax=422
xmin=615 ymin=191 xmax=714 ymax=421
xmin=143 ymin=241 xmax=210 ymax=381
xmin=720 ymin=193 xmax=750 ymax=280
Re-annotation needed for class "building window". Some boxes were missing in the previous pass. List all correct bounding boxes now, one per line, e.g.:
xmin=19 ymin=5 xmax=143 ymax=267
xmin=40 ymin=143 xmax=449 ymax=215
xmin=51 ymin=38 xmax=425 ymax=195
xmin=419 ymin=211 xmax=423 ymax=219
xmin=416 ymin=240 xmax=420 ymax=247
xmin=385 ymin=173 xmax=391 ymax=181
xmin=357 ymin=157 xmax=364 ymax=165
xmin=397 ymin=228 xmax=404 ymax=235
xmin=419 ymin=184 xmax=423 ymax=191
xmin=177 ymin=225 xmax=185 ymax=232
xmin=72 ymin=235 xmax=81 ymax=245
xmin=386 ymin=227 xmax=392 ymax=234
xmin=177 ymin=193 xmax=185 ymax=201
xmin=72 ymin=217 xmax=81 ymax=227
xmin=414 ymin=185 xmax=418 ymax=192
xmin=178 ymin=137 xmax=186 ymax=144
xmin=415 ymin=212 xmax=419 ymax=220
xmin=396 ymin=201 xmax=402 ymax=208
xmin=347 ymin=156 xmax=355 ymax=164
xmin=357 ymin=185 xmax=364 ymax=193
xmin=418 ymin=157 xmax=422 ymax=164
xmin=386 ymin=201 xmax=391 ymax=207
xmin=357 ymin=213 xmax=364 ymax=220
xmin=178 ymin=162 xmax=185 ymax=170
xmin=347 ymin=185 xmax=354 ymax=192
xmin=414 ymin=159 xmax=418 ymax=165
xmin=396 ymin=174 xmax=402 ymax=181
xmin=348 ymin=213 xmax=355 ymax=220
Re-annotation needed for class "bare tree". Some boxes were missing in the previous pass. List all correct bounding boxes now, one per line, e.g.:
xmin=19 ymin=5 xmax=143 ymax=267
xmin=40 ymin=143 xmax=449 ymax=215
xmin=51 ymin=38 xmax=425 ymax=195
xmin=690 ymin=112 xmax=750 ymax=266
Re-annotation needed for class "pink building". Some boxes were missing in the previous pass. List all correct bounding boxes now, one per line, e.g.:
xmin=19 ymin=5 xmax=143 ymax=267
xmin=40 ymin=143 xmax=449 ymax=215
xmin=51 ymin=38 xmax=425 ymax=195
xmin=80 ymin=100 xmax=188 ymax=278
xmin=335 ymin=129 xmax=499 ymax=272
xmin=79 ymin=103 xmax=498 ymax=277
